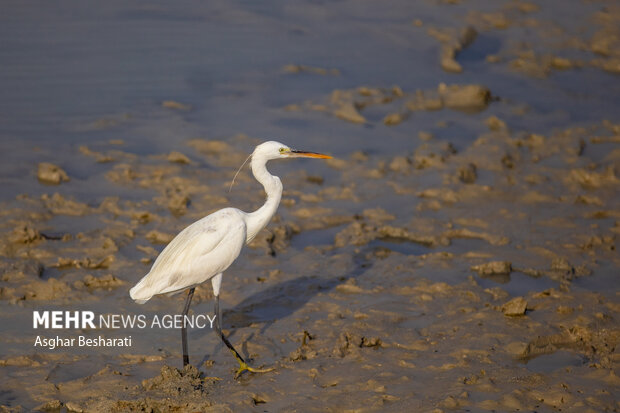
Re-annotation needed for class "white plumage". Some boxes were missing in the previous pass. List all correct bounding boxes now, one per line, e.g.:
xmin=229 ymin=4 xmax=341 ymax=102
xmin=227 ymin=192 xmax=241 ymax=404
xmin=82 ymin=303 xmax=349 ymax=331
xmin=130 ymin=208 xmax=246 ymax=303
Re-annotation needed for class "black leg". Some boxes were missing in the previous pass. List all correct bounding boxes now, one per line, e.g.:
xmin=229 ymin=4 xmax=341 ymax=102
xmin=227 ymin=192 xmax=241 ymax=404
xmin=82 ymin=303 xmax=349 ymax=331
xmin=214 ymin=294 xmax=273 ymax=378
xmin=181 ymin=287 xmax=195 ymax=367
xmin=214 ymin=294 xmax=246 ymax=363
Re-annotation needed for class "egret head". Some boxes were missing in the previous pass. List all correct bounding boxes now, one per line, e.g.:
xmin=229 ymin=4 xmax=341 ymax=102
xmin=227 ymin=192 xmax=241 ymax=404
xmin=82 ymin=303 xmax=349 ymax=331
xmin=253 ymin=140 xmax=332 ymax=161
xmin=230 ymin=141 xmax=332 ymax=191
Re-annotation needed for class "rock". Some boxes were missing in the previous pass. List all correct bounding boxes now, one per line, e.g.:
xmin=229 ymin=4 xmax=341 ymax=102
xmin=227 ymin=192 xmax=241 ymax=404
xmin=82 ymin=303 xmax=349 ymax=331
xmin=502 ymin=297 xmax=527 ymax=316
xmin=37 ymin=163 xmax=69 ymax=185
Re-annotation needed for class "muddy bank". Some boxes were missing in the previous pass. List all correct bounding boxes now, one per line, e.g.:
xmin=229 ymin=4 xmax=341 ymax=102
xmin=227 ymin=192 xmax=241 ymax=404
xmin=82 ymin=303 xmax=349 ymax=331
xmin=1 ymin=113 xmax=618 ymax=411
xmin=1 ymin=0 xmax=619 ymax=412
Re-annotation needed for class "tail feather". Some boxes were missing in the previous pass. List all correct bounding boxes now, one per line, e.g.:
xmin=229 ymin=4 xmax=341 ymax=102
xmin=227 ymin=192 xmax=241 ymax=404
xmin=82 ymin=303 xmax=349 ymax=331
xmin=129 ymin=276 xmax=152 ymax=304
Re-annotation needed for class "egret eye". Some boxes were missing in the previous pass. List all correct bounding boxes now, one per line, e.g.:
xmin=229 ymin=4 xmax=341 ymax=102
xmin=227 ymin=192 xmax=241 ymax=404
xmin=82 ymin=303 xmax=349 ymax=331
xmin=279 ymin=147 xmax=286 ymax=153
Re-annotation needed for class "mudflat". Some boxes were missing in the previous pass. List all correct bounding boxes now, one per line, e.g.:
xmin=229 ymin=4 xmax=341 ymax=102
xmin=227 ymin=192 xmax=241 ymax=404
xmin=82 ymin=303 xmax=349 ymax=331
xmin=0 ymin=1 xmax=618 ymax=411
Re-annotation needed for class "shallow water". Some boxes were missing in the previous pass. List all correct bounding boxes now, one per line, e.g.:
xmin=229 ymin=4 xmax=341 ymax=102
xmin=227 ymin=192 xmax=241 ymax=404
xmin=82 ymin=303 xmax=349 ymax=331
xmin=1 ymin=0 xmax=619 ymax=412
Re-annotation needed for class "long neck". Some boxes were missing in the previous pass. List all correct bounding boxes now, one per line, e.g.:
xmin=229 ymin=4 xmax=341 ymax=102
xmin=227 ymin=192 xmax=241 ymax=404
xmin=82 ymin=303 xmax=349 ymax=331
xmin=245 ymin=156 xmax=282 ymax=243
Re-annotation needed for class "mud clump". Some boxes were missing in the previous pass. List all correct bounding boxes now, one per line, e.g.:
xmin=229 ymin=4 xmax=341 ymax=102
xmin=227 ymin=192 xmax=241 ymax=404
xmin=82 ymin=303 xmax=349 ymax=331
xmin=388 ymin=155 xmax=412 ymax=172
xmin=458 ymin=163 xmax=478 ymax=184
xmin=22 ymin=278 xmax=72 ymax=301
xmin=472 ymin=261 xmax=512 ymax=276
xmin=72 ymin=365 xmax=216 ymax=412
xmin=167 ymin=192 xmax=189 ymax=216
xmin=438 ymin=83 xmax=491 ymax=112
xmin=0 ymin=354 xmax=44 ymax=367
xmin=248 ymin=222 xmax=300 ymax=256
xmin=141 ymin=365 xmax=203 ymax=393
xmin=502 ymin=297 xmax=527 ymax=316
xmin=36 ymin=399 xmax=63 ymax=411
xmin=485 ymin=115 xmax=507 ymax=131
xmin=145 ymin=230 xmax=174 ymax=244
xmin=37 ymin=163 xmax=70 ymax=185
xmin=292 ymin=83 xmax=492 ymax=127
xmin=290 ymin=330 xmax=318 ymax=361
xmin=166 ymin=151 xmax=191 ymax=164
xmin=41 ymin=193 xmax=90 ymax=216
xmin=521 ymin=323 xmax=620 ymax=367
xmin=334 ymin=331 xmax=383 ymax=358
xmin=186 ymin=139 xmax=232 ymax=155
xmin=566 ymin=166 xmax=619 ymax=189
xmin=547 ymin=258 xmax=591 ymax=282
xmin=383 ymin=112 xmax=407 ymax=126
xmin=283 ymin=64 xmax=340 ymax=76
xmin=8 ymin=223 xmax=42 ymax=245
xmin=161 ymin=100 xmax=192 ymax=111
xmin=73 ymin=274 xmax=125 ymax=290
xmin=426 ymin=25 xmax=478 ymax=73
xmin=334 ymin=220 xmax=440 ymax=249
xmin=54 ymin=255 xmax=115 ymax=270
xmin=334 ymin=102 xmax=366 ymax=124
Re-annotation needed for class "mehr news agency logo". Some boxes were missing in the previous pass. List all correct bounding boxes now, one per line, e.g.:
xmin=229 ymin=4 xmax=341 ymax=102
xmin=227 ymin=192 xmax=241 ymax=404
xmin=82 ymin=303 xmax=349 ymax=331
xmin=32 ymin=310 xmax=216 ymax=350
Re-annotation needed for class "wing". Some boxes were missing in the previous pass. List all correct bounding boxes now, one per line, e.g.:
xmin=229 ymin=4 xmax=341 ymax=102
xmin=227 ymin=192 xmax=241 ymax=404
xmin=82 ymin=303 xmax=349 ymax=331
xmin=130 ymin=208 xmax=246 ymax=302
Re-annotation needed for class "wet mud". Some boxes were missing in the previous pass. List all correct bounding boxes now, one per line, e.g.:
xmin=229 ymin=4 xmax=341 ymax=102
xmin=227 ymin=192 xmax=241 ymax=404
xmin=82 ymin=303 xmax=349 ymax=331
xmin=1 ymin=1 xmax=619 ymax=412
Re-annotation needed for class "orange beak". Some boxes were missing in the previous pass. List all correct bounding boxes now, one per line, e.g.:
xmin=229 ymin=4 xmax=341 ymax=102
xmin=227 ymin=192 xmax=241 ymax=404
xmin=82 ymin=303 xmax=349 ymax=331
xmin=290 ymin=150 xmax=332 ymax=159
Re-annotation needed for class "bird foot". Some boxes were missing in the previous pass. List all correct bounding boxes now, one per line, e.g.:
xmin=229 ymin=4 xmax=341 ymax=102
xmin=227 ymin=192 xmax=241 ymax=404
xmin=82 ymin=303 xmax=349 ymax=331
xmin=233 ymin=356 xmax=274 ymax=379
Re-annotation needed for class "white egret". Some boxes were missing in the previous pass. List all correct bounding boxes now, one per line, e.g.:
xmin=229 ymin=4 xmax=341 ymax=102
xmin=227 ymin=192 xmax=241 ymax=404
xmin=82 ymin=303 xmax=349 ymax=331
xmin=129 ymin=141 xmax=332 ymax=378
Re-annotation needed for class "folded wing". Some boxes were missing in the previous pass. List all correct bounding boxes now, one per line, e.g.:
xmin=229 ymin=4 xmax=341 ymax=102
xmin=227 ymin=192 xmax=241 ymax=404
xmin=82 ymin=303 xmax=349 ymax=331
xmin=130 ymin=208 xmax=246 ymax=303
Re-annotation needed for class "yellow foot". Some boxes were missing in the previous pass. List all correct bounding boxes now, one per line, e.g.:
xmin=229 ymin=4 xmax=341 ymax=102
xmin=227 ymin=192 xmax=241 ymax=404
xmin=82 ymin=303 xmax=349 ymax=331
xmin=234 ymin=359 xmax=275 ymax=379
